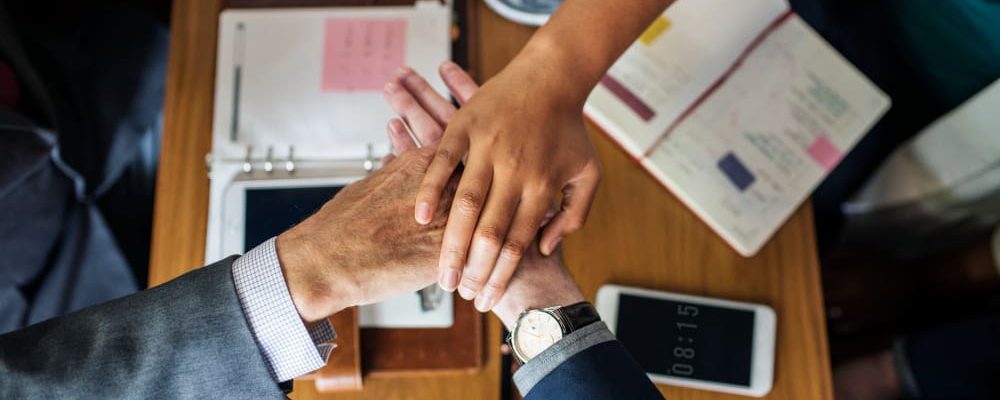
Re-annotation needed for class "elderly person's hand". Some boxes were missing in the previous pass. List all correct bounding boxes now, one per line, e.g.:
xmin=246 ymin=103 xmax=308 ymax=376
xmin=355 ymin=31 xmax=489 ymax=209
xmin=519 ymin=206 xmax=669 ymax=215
xmin=275 ymin=147 xmax=458 ymax=323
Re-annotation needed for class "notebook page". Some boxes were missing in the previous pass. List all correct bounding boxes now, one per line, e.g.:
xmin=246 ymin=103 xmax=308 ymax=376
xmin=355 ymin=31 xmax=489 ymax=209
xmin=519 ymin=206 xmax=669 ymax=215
xmin=212 ymin=5 xmax=451 ymax=161
xmin=643 ymin=15 xmax=890 ymax=256
xmin=585 ymin=0 xmax=788 ymax=157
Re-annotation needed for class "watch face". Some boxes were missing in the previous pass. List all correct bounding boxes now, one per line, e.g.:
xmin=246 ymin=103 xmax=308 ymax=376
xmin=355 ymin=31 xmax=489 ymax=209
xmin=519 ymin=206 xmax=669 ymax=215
xmin=514 ymin=310 xmax=564 ymax=360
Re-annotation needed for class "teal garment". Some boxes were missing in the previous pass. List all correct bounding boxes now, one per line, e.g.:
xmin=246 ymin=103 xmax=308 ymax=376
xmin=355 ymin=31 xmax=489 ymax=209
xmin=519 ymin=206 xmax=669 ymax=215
xmin=890 ymin=0 xmax=1000 ymax=109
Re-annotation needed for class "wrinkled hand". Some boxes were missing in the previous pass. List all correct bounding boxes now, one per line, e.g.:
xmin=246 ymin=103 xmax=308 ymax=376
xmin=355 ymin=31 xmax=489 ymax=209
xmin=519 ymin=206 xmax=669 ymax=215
xmin=382 ymin=64 xmax=585 ymax=324
xmin=491 ymin=245 xmax=585 ymax=329
xmin=275 ymin=147 xmax=457 ymax=322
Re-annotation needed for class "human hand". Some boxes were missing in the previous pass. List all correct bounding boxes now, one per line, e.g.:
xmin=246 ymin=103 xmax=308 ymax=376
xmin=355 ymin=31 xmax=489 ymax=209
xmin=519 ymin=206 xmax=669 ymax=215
xmin=275 ymin=147 xmax=457 ymax=323
xmin=384 ymin=61 xmax=599 ymax=312
xmin=411 ymin=57 xmax=601 ymax=311
xmin=381 ymin=64 xmax=585 ymax=326
xmin=491 ymin=245 xmax=585 ymax=330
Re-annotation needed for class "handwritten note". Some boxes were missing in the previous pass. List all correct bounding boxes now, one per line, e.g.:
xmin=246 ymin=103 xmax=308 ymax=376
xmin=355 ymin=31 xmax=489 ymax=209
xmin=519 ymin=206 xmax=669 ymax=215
xmin=322 ymin=18 xmax=407 ymax=92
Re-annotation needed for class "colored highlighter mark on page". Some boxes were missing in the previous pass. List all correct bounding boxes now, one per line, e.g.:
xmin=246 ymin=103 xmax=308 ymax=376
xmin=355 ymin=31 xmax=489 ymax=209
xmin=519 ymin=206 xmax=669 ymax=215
xmin=323 ymin=18 xmax=407 ymax=92
xmin=718 ymin=152 xmax=755 ymax=192
xmin=639 ymin=16 xmax=671 ymax=46
xmin=806 ymin=135 xmax=843 ymax=172
xmin=601 ymin=75 xmax=656 ymax=121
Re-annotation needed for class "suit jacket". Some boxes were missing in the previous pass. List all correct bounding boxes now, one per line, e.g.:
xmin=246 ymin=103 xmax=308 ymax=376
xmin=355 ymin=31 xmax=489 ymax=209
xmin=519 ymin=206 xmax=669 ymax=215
xmin=0 ymin=258 xmax=285 ymax=399
xmin=0 ymin=257 xmax=661 ymax=400
xmin=523 ymin=339 xmax=664 ymax=400
xmin=0 ymin=0 xmax=171 ymax=334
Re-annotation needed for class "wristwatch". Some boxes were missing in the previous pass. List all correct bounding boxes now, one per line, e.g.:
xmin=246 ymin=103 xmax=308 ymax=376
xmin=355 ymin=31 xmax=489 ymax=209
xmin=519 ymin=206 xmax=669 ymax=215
xmin=507 ymin=301 xmax=601 ymax=365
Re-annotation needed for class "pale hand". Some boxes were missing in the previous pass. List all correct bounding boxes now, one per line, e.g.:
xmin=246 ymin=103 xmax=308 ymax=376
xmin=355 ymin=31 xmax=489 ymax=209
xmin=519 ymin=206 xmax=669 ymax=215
xmin=275 ymin=147 xmax=457 ymax=323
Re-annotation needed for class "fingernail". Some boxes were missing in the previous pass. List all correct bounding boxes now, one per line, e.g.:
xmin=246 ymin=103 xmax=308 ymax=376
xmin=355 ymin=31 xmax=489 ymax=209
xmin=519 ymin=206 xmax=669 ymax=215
xmin=458 ymin=284 xmax=476 ymax=300
xmin=440 ymin=61 xmax=459 ymax=75
xmin=415 ymin=202 xmax=432 ymax=224
xmin=475 ymin=291 xmax=495 ymax=312
xmin=396 ymin=65 xmax=411 ymax=77
xmin=384 ymin=81 xmax=398 ymax=94
xmin=440 ymin=270 xmax=459 ymax=292
xmin=544 ymin=237 xmax=563 ymax=255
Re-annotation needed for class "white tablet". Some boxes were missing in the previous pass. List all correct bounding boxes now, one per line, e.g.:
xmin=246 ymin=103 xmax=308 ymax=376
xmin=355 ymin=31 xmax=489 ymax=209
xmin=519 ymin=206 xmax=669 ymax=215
xmin=596 ymin=284 xmax=776 ymax=397
xmin=220 ymin=175 xmax=453 ymax=328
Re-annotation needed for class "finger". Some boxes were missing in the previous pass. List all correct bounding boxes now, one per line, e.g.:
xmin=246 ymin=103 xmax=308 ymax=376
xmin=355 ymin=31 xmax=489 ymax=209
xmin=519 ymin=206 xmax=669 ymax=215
xmin=459 ymin=182 xmax=520 ymax=301
xmin=384 ymin=80 xmax=441 ymax=145
xmin=437 ymin=159 xmax=493 ymax=292
xmin=474 ymin=192 xmax=550 ymax=312
xmin=397 ymin=65 xmax=458 ymax=126
xmin=540 ymin=166 xmax=601 ymax=255
xmin=414 ymin=134 xmax=469 ymax=225
xmin=387 ymin=119 xmax=419 ymax=155
xmin=439 ymin=61 xmax=479 ymax=105
xmin=540 ymin=207 xmax=557 ymax=227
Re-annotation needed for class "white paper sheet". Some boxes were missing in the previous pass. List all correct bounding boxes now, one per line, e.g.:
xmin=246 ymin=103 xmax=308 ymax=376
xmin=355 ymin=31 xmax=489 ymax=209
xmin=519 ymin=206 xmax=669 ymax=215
xmin=206 ymin=3 xmax=454 ymax=328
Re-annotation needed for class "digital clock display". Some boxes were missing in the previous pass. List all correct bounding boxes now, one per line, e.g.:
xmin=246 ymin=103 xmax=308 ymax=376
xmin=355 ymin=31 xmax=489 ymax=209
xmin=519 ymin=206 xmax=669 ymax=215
xmin=615 ymin=294 xmax=755 ymax=386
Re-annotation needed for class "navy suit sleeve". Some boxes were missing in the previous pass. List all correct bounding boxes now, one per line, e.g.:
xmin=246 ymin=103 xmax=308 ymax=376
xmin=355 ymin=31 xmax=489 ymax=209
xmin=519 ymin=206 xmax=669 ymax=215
xmin=523 ymin=340 xmax=664 ymax=400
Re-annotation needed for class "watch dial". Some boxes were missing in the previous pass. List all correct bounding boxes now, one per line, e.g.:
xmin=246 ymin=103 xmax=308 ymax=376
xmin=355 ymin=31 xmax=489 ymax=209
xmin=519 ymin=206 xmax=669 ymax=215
xmin=515 ymin=310 xmax=564 ymax=360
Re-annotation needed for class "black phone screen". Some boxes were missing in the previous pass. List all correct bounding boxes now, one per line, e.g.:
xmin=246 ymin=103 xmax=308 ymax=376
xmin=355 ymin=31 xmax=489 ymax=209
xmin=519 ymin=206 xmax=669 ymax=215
xmin=615 ymin=293 xmax=756 ymax=386
xmin=244 ymin=185 xmax=345 ymax=252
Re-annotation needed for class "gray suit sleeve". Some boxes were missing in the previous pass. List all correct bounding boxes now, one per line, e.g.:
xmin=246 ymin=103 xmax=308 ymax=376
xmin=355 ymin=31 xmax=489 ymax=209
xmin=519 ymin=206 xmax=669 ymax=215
xmin=0 ymin=258 xmax=285 ymax=400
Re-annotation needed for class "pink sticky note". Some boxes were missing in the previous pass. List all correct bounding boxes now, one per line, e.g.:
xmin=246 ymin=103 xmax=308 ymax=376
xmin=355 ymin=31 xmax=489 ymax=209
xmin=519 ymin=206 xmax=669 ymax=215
xmin=322 ymin=18 xmax=407 ymax=92
xmin=807 ymin=135 xmax=843 ymax=172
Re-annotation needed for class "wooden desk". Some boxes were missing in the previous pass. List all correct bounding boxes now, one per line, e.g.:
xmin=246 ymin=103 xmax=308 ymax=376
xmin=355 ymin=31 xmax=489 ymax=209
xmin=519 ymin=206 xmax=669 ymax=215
xmin=151 ymin=0 xmax=833 ymax=398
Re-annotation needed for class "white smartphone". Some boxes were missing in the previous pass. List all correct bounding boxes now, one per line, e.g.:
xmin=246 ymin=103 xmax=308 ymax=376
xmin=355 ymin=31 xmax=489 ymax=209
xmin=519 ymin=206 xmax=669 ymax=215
xmin=596 ymin=284 xmax=776 ymax=397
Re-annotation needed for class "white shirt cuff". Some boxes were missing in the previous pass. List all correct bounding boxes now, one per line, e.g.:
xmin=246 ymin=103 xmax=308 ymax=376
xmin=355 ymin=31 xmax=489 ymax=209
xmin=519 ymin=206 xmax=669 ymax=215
xmin=231 ymin=237 xmax=336 ymax=382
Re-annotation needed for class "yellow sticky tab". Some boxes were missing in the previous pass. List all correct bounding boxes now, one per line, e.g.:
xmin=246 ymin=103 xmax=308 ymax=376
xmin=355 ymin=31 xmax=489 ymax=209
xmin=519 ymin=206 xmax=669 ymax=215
xmin=639 ymin=16 xmax=671 ymax=46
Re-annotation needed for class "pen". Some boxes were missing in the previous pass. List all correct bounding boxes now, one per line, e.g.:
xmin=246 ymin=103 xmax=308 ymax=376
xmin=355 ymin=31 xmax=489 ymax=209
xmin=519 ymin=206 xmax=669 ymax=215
xmin=230 ymin=22 xmax=245 ymax=143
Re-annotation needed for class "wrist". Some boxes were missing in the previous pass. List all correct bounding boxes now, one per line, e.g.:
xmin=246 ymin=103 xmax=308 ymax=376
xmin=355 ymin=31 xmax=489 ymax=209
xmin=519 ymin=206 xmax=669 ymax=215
xmin=506 ymin=36 xmax=596 ymax=107
xmin=494 ymin=286 xmax=585 ymax=330
xmin=275 ymin=228 xmax=356 ymax=323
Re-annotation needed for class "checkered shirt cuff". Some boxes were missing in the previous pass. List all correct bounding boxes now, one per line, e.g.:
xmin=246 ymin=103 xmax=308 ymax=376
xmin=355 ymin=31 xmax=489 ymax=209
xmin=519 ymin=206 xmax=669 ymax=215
xmin=232 ymin=237 xmax=336 ymax=382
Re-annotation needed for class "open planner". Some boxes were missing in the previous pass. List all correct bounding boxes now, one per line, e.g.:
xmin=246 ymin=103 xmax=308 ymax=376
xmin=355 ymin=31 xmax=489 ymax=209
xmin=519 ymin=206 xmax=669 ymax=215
xmin=205 ymin=1 xmax=453 ymax=328
xmin=585 ymin=0 xmax=891 ymax=256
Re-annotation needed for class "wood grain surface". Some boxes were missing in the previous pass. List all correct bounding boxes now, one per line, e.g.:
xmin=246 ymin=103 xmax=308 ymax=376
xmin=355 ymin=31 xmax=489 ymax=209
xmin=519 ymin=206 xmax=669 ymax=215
xmin=150 ymin=0 xmax=833 ymax=398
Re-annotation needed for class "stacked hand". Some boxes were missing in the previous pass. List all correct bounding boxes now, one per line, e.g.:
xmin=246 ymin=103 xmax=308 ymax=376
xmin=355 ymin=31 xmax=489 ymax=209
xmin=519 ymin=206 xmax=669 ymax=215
xmin=384 ymin=61 xmax=598 ymax=312
xmin=383 ymin=61 xmax=585 ymax=324
xmin=271 ymin=62 xmax=586 ymax=327
xmin=394 ymin=59 xmax=600 ymax=313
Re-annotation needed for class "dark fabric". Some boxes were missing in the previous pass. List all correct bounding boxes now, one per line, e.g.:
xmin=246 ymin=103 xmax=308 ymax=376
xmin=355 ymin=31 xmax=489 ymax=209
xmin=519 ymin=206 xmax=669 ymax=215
xmin=887 ymin=0 xmax=1000 ymax=111
xmin=3 ymin=0 xmax=168 ymax=283
xmin=0 ymin=0 xmax=166 ymax=334
xmin=0 ymin=258 xmax=286 ymax=399
xmin=0 ymin=118 xmax=138 ymax=334
xmin=902 ymin=313 xmax=1000 ymax=399
xmin=523 ymin=340 xmax=664 ymax=400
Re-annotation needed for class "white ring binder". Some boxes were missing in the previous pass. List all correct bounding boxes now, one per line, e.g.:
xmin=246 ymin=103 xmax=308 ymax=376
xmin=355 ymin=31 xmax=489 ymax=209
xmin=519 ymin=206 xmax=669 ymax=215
xmin=206 ymin=144 xmax=383 ymax=178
